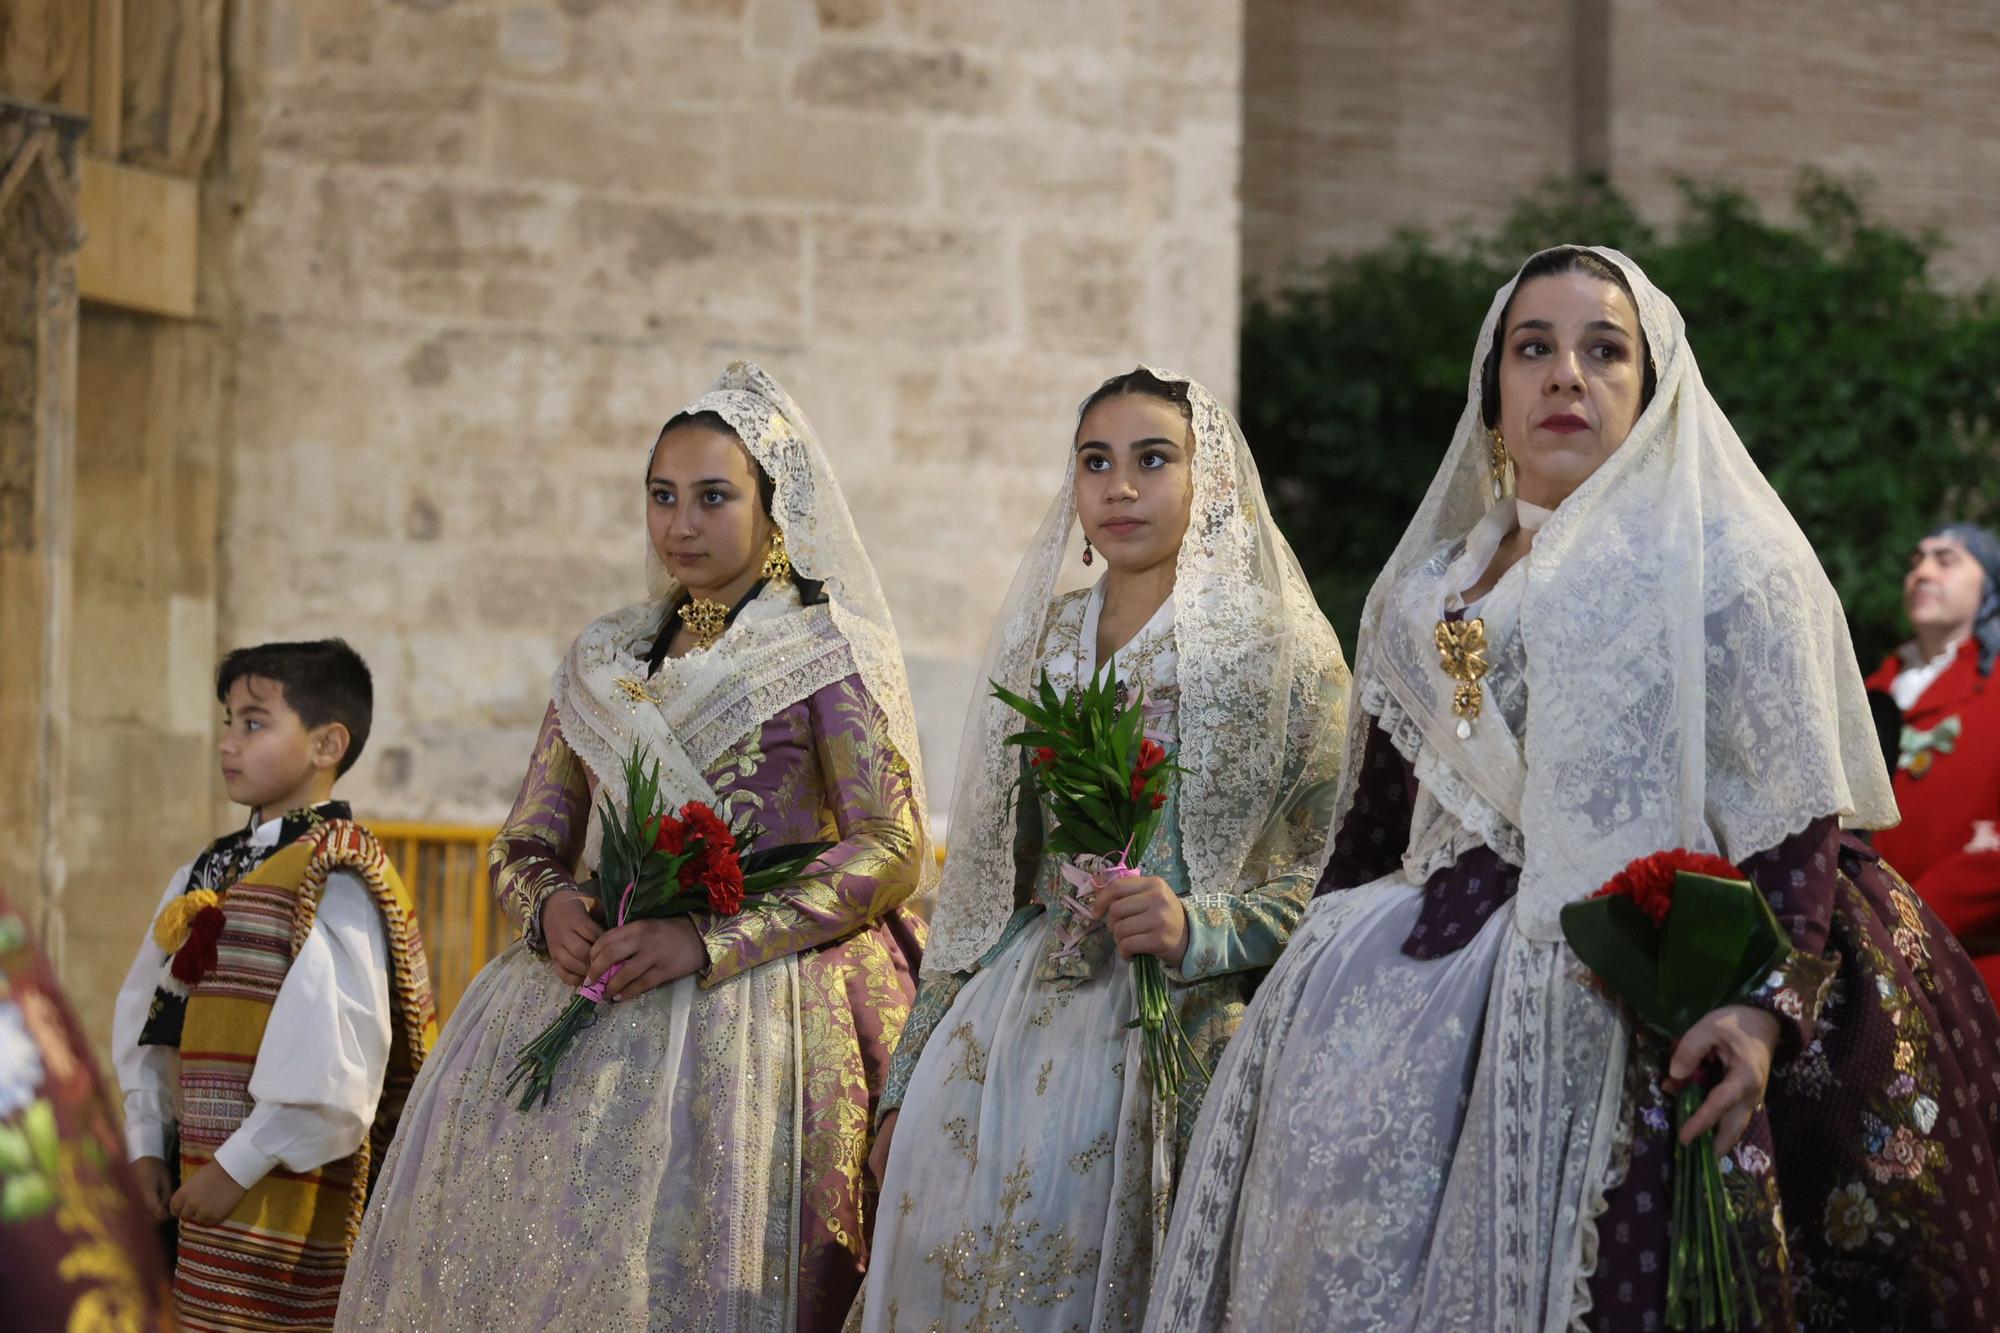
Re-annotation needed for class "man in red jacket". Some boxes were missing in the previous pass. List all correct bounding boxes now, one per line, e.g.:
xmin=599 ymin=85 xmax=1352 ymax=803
xmin=1866 ymin=522 xmax=2000 ymax=1001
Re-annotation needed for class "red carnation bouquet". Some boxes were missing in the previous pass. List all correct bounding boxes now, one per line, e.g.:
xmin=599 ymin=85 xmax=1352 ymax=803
xmin=1559 ymin=848 xmax=1793 ymax=1330
xmin=992 ymin=660 xmax=1202 ymax=1100
xmin=505 ymin=742 xmax=833 ymax=1110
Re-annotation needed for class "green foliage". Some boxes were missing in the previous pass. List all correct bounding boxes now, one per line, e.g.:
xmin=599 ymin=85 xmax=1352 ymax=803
xmin=1242 ymin=173 xmax=2000 ymax=662
xmin=991 ymin=659 xmax=1174 ymax=859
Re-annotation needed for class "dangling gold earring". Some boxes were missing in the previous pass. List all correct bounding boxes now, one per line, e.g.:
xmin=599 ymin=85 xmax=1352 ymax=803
xmin=1488 ymin=429 xmax=1510 ymax=500
xmin=760 ymin=529 xmax=792 ymax=582
xmin=1082 ymin=535 xmax=1094 ymax=566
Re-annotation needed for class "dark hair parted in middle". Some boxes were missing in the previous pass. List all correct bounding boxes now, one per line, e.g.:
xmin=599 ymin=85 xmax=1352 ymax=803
xmin=1479 ymin=247 xmax=1657 ymax=429
xmin=644 ymin=407 xmax=825 ymax=676
xmin=654 ymin=409 xmax=777 ymax=515
xmin=1079 ymin=368 xmax=1194 ymax=427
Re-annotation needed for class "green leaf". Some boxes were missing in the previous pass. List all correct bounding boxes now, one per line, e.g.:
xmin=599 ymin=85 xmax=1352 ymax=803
xmin=1559 ymin=895 xmax=1670 ymax=1031
xmin=0 ymin=1125 xmax=31 ymax=1173
xmin=1657 ymin=873 xmax=1791 ymax=1031
xmin=22 ymin=1099 xmax=56 ymax=1176
xmin=0 ymin=1172 xmax=55 ymax=1222
xmin=992 ymin=681 xmax=1050 ymax=724
xmin=740 ymin=838 xmax=838 ymax=876
xmin=1037 ymin=671 xmax=1065 ymax=717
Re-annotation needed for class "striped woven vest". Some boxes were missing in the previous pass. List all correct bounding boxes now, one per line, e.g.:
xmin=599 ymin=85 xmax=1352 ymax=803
xmin=174 ymin=821 xmax=437 ymax=1333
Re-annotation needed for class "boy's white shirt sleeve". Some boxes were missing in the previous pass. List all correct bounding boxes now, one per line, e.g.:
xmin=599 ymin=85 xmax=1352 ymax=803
xmin=212 ymin=868 xmax=393 ymax=1191
xmin=112 ymin=861 xmax=193 ymax=1162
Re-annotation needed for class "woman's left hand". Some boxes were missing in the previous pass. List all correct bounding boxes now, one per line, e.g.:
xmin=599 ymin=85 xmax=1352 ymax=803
xmin=583 ymin=918 xmax=708 ymax=1002
xmin=1667 ymin=1003 xmax=1781 ymax=1154
xmin=1094 ymin=875 xmax=1189 ymax=967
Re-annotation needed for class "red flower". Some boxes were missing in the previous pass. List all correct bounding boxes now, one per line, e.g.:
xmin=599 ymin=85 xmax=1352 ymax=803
xmin=703 ymin=852 xmax=746 ymax=915
xmin=1130 ymin=738 xmax=1168 ymax=801
xmin=1031 ymin=746 xmax=1057 ymax=769
xmin=680 ymin=801 xmax=734 ymax=855
xmin=653 ymin=815 xmax=688 ymax=856
xmin=170 ymin=905 xmax=228 ymax=986
xmin=1150 ymin=791 xmax=1167 ymax=811
xmin=1593 ymin=848 xmax=1745 ymax=928
xmin=674 ymin=801 xmax=745 ymax=905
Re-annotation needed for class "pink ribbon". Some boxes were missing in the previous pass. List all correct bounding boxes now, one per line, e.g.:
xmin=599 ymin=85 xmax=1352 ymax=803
xmin=577 ymin=878 xmax=638 ymax=1004
xmin=1045 ymin=844 xmax=1135 ymax=967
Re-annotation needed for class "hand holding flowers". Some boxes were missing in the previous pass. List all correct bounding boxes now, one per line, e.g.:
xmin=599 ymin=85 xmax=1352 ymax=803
xmin=992 ymin=662 xmax=1202 ymax=1100
xmin=583 ymin=917 xmax=708 ymax=1001
xmin=1091 ymin=874 xmax=1188 ymax=966
xmin=1560 ymin=847 xmax=1795 ymax=1330
xmin=505 ymin=742 xmax=833 ymax=1111
xmin=1667 ymin=1003 xmax=1779 ymax=1153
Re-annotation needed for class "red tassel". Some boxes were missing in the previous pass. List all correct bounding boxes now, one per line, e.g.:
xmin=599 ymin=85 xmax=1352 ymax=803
xmin=170 ymin=905 xmax=227 ymax=985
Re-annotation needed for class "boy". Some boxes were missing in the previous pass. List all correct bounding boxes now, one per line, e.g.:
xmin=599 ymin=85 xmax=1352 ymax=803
xmin=111 ymin=639 xmax=436 ymax=1331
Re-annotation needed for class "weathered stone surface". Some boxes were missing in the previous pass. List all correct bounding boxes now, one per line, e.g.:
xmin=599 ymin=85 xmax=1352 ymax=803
xmin=812 ymin=218 xmax=1009 ymax=346
xmin=892 ymin=0 xmax=1121 ymax=53
xmin=568 ymin=198 xmax=805 ymax=340
xmin=938 ymin=128 xmax=1176 ymax=222
xmin=496 ymin=90 xmax=723 ymax=193
xmin=569 ymin=23 xmax=786 ymax=102
xmin=261 ymin=79 xmax=484 ymax=169
xmin=723 ymin=111 xmax=927 ymax=206
xmin=813 ymin=0 xmax=885 ymax=29
xmin=499 ymin=5 xmax=570 ymax=73
xmin=1022 ymin=232 xmax=1141 ymax=355
xmin=793 ymin=46 xmax=1003 ymax=116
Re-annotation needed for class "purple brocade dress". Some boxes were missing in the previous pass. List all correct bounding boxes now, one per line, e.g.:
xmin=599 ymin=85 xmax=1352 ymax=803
xmin=337 ymin=676 xmax=924 ymax=1333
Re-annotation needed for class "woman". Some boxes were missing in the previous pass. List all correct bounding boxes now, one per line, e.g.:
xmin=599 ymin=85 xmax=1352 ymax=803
xmin=338 ymin=362 xmax=933 ymax=1332
xmin=857 ymin=368 xmax=1349 ymax=1331
xmin=1147 ymin=248 xmax=2000 ymax=1332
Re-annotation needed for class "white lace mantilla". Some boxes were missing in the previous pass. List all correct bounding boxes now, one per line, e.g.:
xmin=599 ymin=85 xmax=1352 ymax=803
xmin=923 ymin=367 xmax=1349 ymax=977
xmin=558 ymin=361 xmax=934 ymax=896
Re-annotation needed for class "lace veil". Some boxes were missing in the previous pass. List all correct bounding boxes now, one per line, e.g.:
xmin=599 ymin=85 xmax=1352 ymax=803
xmin=1339 ymin=247 xmax=1897 ymax=941
xmin=552 ymin=361 xmax=936 ymax=895
xmin=923 ymin=367 xmax=1351 ymax=977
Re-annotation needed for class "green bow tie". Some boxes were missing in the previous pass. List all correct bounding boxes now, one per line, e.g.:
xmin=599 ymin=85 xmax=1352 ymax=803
xmin=1899 ymin=715 xmax=1962 ymax=774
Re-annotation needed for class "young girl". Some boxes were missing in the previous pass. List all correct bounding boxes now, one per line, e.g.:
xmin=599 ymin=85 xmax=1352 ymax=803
xmin=858 ymin=368 xmax=1348 ymax=1330
xmin=338 ymin=363 xmax=933 ymax=1332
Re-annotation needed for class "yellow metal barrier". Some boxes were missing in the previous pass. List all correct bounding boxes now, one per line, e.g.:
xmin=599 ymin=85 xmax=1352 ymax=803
xmin=372 ymin=823 xmax=510 ymax=1024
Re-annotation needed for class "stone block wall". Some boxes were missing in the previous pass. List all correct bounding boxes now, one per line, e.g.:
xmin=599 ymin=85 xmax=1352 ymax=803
xmin=1243 ymin=0 xmax=2000 ymax=288
xmin=1609 ymin=0 xmax=2000 ymax=287
xmin=60 ymin=312 xmax=229 ymax=1049
xmin=1241 ymin=0 xmax=1572 ymax=288
xmin=216 ymin=0 xmax=1248 ymax=828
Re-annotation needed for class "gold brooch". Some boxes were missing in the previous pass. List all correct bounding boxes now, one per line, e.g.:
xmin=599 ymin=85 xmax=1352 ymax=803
xmin=1434 ymin=618 xmax=1489 ymax=738
xmin=678 ymin=598 xmax=729 ymax=651
xmin=613 ymin=676 xmax=662 ymax=707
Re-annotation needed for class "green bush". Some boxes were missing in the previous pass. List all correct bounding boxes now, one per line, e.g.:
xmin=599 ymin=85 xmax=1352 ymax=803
xmin=1243 ymin=174 xmax=2000 ymax=664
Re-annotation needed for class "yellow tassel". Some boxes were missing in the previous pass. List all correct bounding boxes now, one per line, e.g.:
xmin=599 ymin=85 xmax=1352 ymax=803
xmin=153 ymin=889 xmax=222 ymax=953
